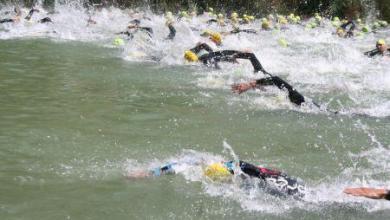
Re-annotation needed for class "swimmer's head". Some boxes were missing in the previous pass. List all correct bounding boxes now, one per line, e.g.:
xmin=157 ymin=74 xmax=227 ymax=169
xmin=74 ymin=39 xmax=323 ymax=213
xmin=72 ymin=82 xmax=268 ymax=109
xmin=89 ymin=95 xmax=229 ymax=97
xmin=209 ymin=32 xmax=222 ymax=45
xmin=204 ymin=163 xmax=231 ymax=181
xmin=377 ymin=39 xmax=386 ymax=46
xmin=184 ymin=50 xmax=198 ymax=62
xmin=336 ymin=27 xmax=345 ymax=37
xmin=376 ymin=39 xmax=387 ymax=52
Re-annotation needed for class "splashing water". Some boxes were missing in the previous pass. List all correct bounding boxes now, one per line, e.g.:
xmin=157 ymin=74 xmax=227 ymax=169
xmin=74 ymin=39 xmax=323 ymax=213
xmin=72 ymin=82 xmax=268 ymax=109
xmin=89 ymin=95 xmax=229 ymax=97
xmin=1 ymin=1 xmax=390 ymax=218
xmin=1 ymin=1 xmax=389 ymax=117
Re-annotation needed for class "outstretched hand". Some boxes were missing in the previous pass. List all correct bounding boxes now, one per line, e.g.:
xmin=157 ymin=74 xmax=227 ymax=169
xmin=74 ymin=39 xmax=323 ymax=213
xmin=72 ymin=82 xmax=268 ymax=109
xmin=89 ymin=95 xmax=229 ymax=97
xmin=231 ymin=82 xmax=253 ymax=94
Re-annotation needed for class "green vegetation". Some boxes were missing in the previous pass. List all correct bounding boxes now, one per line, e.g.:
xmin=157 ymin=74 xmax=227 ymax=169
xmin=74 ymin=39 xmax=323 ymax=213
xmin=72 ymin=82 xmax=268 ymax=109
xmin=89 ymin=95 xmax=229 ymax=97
xmin=1 ymin=0 xmax=390 ymax=21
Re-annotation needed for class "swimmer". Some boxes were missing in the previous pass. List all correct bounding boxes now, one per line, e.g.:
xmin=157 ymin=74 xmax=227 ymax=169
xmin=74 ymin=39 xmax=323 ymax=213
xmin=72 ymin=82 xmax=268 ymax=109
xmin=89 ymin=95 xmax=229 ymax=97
xmin=165 ymin=21 xmax=176 ymax=40
xmin=364 ymin=39 xmax=390 ymax=57
xmin=227 ymin=27 xmax=257 ymax=34
xmin=127 ymin=160 xmax=305 ymax=196
xmin=0 ymin=7 xmax=21 ymax=24
xmin=184 ymin=43 xmax=264 ymax=72
xmin=344 ymin=187 xmax=390 ymax=200
xmin=24 ymin=8 xmax=52 ymax=23
xmin=117 ymin=19 xmax=153 ymax=38
xmin=231 ymin=75 xmax=306 ymax=106
xmin=336 ymin=20 xmax=356 ymax=38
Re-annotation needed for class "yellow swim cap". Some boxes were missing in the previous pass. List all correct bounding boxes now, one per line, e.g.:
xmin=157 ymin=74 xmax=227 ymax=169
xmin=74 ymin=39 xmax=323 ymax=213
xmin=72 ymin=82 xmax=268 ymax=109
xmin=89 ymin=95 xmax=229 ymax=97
xmin=184 ymin=50 xmax=198 ymax=62
xmin=113 ymin=37 xmax=124 ymax=46
xmin=262 ymin=20 xmax=271 ymax=30
xmin=336 ymin=27 xmax=345 ymax=36
xmin=201 ymin=29 xmax=211 ymax=36
xmin=204 ymin=163 xmax=231 ymax=181
xmin=377 ymin=39 xmax=386 ymax=45
xmin=210 ymin=32 xmax=222 ymax=45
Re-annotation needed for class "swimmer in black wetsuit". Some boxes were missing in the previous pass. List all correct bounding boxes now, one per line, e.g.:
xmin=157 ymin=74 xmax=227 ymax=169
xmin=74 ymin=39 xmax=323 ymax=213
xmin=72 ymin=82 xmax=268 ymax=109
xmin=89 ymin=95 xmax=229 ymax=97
xmin=0 ymin=7 xmax=21 ymax=24
xmin=117 ymin=19 xmax=153 ymax=39
xmin=228 ymin=27 xmax=257 ymax=34
xmin=24 ymin=8 xmax=52 ymax=23
xmin=231 ymin=76 xmax=306 ymax=106
xmin=184 ymin=43 xmax=264 ymax=72
xmin=127 ymin=160 xmax=305 ymax=196
xmin=364 ymin=39 xmax=390 ymax=58
xmin=336 ymin=20 xmax=356 ymax=38
xmin=185 ymin=43 xmax=306 ymax=106
xmin=344 ymin=187 xmax=390 ymax=200
xmin=166 ymin=22 xmax=176 ymax=40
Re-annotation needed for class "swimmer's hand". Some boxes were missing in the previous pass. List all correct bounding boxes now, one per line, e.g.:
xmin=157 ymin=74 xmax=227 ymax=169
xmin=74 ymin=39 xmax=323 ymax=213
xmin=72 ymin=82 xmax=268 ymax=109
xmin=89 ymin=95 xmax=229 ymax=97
xmin=232 ymin=81 xmax=255 ymax=94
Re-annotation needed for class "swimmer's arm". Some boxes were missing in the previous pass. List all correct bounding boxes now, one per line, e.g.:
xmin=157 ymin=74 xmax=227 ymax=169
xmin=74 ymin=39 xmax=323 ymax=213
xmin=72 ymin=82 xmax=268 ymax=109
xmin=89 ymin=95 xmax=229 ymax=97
xmin=25 ymin=8 xmax=40 ymax=20
xmin=344 ymin=187 xmax=389 ymax=200
xmin=126 ymin=163 xmax=176 ymax=179
xmin=364 ymin=49 xmax=379 ymax=57
xmin=191 ymin=43 xmax=213 ymax=54
xmin=166 ymin=23 xmax=176 ymax=40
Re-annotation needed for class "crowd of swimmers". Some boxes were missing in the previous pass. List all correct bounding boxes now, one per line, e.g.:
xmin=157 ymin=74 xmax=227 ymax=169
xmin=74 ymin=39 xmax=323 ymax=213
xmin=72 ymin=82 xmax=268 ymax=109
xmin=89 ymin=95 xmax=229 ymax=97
xmin=2 ymin=5 xmax=390 ymax=201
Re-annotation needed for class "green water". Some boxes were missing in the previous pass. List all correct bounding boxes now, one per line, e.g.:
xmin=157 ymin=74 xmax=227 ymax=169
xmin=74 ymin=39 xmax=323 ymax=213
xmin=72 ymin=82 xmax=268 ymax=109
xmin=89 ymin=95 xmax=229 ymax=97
xmin=1 ymin=39 xmax=390 ymax=219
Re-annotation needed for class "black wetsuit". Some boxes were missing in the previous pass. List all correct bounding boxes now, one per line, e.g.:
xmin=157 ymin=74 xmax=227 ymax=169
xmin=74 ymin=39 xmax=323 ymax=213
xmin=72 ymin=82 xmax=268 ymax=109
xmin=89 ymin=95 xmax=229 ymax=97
xmin=25 ymin=8 xmax=39 ymax=20
xmin=226 ymin=160 xmax=304 ymax=196
xmin=0 ymin=18 xmax=14 ymax=23
xmin=166 ymin=23 xmax=176 ymax=40
xmin=364 ymin=48 xmax=390 ymax=57
xmin=189 ymin=44 xmax=306 ymax=106
xmin=39 ymin=17 xmax=52 ymax=23
xmin=118 ymin=26 xmax=153 ymax=39
xmin=255 ymin=76 xmax=305 ymax=105
xmin=230 ymin=28 xmax=257 ymax=34
xmin=206 ymin=19 xmax=218 ymax=24
xmin=189 ymin=43 xmax=264 ymax=72
xmin=385 ymin=191 xmax=390 ymax=200
xmin=23 ymin=8 xmax=52 ymax=23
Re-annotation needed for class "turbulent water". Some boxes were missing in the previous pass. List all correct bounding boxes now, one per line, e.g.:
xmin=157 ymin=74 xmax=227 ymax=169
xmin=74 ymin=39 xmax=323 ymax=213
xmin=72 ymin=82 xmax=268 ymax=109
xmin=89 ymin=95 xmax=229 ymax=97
xmin=1 ymin=2 xmax=390 ymax=220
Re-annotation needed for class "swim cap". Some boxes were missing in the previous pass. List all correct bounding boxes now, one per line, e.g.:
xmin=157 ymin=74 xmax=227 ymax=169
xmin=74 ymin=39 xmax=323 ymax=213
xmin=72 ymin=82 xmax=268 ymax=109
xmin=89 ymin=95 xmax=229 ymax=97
xmin=179 ymin=11 xmax=188 ymax=18
xmin=201 ymin=29 xmax=211 ymax=36
xmin=204 ymin=163 xmax=231 ymax=181
xmin=262 ymin=20 xmax=271 ymax=30
xmin=184 ymin=50 xmax=198 ymax=62
xmin=217 ymin=13 xmax=223 ymax=19
xmin=278 ymin=38 xmax=288 ymax=47
xmin=361 ymin=26 xmax=369 ymax=33
xmin=231 ymin=12 xmax=238 ymax=19
xmin=336 ymin=27 xmax=345 ymax=36
xmin=210 ymin=32 xmax=222 ymax=45
xmin=279 ymin=17 xmax=288 ymax=25
xmin=165 ymin=12 xmax=174 ymax=22
xmin=377 ymin=39 xmax=386 ymax=46
xmin=113 ymin=37 xmax=124 ymax=46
